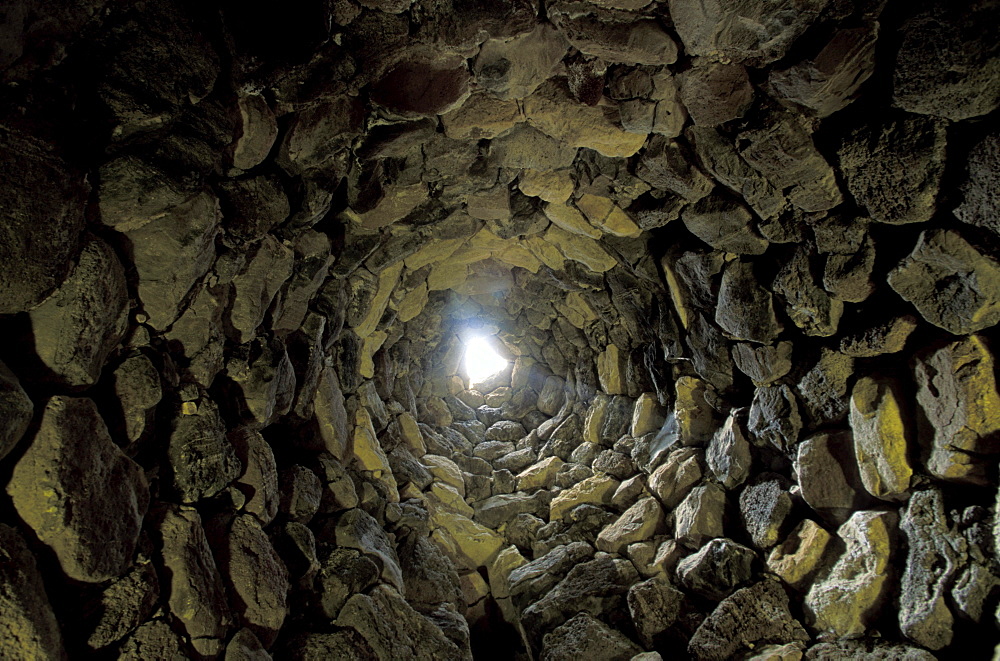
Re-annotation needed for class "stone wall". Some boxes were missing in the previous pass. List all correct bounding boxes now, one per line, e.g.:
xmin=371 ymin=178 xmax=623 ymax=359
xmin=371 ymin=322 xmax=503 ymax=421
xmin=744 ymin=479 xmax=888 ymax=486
xmin=0 ymin=0 xmax=999 ymax=659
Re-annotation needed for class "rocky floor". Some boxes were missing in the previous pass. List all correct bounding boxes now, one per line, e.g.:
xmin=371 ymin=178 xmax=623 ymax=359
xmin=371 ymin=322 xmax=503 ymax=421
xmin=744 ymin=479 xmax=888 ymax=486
xmin=1 ymin=0 xmax=999 ymax=659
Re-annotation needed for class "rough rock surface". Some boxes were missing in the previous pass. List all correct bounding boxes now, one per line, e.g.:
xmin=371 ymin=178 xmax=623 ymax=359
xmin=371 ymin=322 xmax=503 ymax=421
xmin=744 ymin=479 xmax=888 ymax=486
xmin=7 ymin=396 xmax=148 ymax=582
xmin=0 ymin=2 xmax=997 ymax=658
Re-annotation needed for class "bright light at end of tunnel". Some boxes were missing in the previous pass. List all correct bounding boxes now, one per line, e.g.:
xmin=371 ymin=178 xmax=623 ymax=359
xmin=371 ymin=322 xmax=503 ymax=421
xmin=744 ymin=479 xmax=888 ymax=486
xmin=464 ymin=336 xmax=509 ymax=387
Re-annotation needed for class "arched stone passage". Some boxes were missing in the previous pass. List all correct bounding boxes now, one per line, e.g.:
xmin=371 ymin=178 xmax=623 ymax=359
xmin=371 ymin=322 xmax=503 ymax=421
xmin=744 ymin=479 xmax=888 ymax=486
xmin=0 ymin=0 xmax=999 ymax=659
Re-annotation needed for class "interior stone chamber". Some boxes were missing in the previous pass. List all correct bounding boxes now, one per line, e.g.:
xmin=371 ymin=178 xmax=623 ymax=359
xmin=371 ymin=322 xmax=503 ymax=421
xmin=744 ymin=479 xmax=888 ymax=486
xmin=0 ymin=0 xmax=999 ymax=659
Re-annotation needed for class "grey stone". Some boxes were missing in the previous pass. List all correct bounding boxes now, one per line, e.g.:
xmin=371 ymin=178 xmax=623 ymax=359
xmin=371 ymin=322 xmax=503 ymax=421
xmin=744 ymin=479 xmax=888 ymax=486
xmin=81 ymin=561 xmax=160 ymax=651
xmin=636 ymin=135 xmax=714 ymax=202
xmin=335 ymin=585 xmax=464 ymax=660
xmin=669 ymin=0 xmax=832 ymax=65
xmin=226 ymin=338 xmax=296 ymax=429
xmin=748 ymin=385 xmax=802 ymax=451
xmin=677 ymin=538 xmax=756 ymax=601
xmin=716 ymin=260 xmax=783 ymax=344
xmin=913 ymin=335 xmax=1000 ymax=485
xmin=278 ymin=466 xmax=323 ymax=525
xmin=688 ymin=578 xmax=809 ymax=661
xmin=116 ymin=619 xmax=188 ymax=660
xmin=217 ymin=175 xmax=289 ymax=244
xmin=899 ymin=489 xmax=963 ymax=650
xmin=796 ymin=432 xmax=867 ymax=523
xmin=155 ymin=507 xmax=232 ymax=650
xmin=955 ymin=130 xmax=1000 ymax=236
xmin=335 ymin=508 xmax=404 ymax=592
xmin=7 ymin=396 xmax=148 ymax=582
xmin=0 ymin=523 xmax=65 ymax=659
xmin=315 ymin=548 xmax=379 ymax=620
xmin=740 ymin=111 xmax=842 ymax=212
xmin=687 ymin=126 xmax=785 ymax=220
xmin=796 ymin=349 xmax=854 ymax=428
xmin=474 ymin=440 xmax=516 ymax=463
xmin=227 ymin=235 xmax=295 ymax=343
xmin=773 ymin=246 xmax=843 ymax=337
xmin=740 ymin=475 xmax=793 ymax=549
xmin=540 ymin=612 xmax=643 ymax=661
xmin=397 ymin=532 xmax=463 ymax=610
xmin=682 ymin=195 xmax=768 ymax=255
xmin=839 ymin=314 xmax=919 ymax=358
xmin=769 ymin=26 xmax=878 ymax=117
xmin=732 ymin=341 xmax=793 ymax=386
xmin=706 ymin=411 xmax=752 ymax=489
xmin=627 ymin=577 xmax=684 ymax=648
xmin=112 ymin=353 xmax=162 ymax=443
xmin=224 ymin=628 xmax=271 ymax=661
xmin=126 ymin=190 xmax=221 ymax=330
xmin=0 ymin=124 xmax=88 ymax=314
xmin=520 ymin=556 xmax=639 ymax=652
xmin=509 ymin=541 xmax=596 ymax=613
xmin=838 ymin=115 xmax=947 ymax=225
xmin=675 ymin=483 xmax=726 ymax=549
xmin=231 ymin=428 xmax=280 ymax=525
xmin=679 ymin=62 xmax=754 ymax=126
xmin=805 ymin=510 xmax=897 ymax=637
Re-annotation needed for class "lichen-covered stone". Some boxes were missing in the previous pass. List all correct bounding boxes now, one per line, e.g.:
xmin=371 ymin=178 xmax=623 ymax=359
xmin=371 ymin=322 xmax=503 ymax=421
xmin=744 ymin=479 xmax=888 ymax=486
xmin=805 ymin=510 xmax=897 ymax=637
xmin=7 ymin=396 xmax=148 ymax=582
xmin=596 ymin=497 xmax=665 ymax=554
xmin=766 ymin=519 xmax=833 ymax=590
xmin=899 ymin=489 xmax=962 ymax=650
xmin=888 ymin=229 xmax=1000 ymax=335
xmin=913 ymin=335 xmax=1000 ymax=485
xmin=675 ymin=483 xmax=726 ymax=548
xmin=849 ymin=376 xmax=913 ymax=501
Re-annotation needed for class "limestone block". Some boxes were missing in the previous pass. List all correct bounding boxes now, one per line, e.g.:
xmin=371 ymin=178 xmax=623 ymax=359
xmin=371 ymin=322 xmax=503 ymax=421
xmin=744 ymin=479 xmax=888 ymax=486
xmin=429 ymin=504 xmax=505 ymax=570
xmin=155 ymin=507 xmax=232 ymax=648
xmin=523 ymin=80 xmax=647 ymax=158
xmin=675 ymin=483 xmax=726 ymax=548
xmin=350 ymin=407 xmax=399 ymax=503
xmin=0 ymin=360 xmax=33 ymax=463
xmin=899 ymin=489 xmax=962 ymax=650
xmin=706 ymin=412 xmax=751 ymax=489
xmin=596 ymin=497 xmax=666 ymax=554
xmin=544 ymin=225 xmax=618 ymax=272
xmin=805 ymin=510 xmax=897 ymax=637
xmin=597 ymin=344 xmax=626 ymax=395
xmin=838 ymin=114 xmax=947 ymax=225
xmin=543 ymin=202 xmax=603 ymax=239
xmin=888 ymin=229 xmax=1000 ymax=335
xmin=28 ymin=236 xmax=129 ymax=387
xmin=914 ymin=335 xmax=1000 ymax=485
xmin=649 ymin=447 xmax=703 ymax=509
xmin=766 ymin=519 xmax=833 ymax=590
xmin=518 ymin=456 xmax=565 ymax=491
xmin=849 ymin=376 xmax=913 ymax=501
xmin=550 ymin=474 xmax=620 ymax=521
xmin=126 ymin=191 xmax=221 ymax=330
xmin=474 ymin=24 xmax=570 ymax=100
xmin=441 ymin=93 xmax=522 ymax=140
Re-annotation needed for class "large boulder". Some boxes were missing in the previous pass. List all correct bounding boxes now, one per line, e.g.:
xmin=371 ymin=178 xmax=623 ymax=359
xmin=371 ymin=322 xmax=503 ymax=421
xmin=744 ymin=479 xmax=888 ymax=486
xmin=7 ymin=396 xmax=148 ymax=582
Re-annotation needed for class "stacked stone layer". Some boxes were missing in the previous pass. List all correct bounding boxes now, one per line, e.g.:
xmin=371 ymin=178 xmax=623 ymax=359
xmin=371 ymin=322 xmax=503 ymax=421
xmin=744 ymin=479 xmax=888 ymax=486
xmin=0 ymin=0 xmax=999 ymax=659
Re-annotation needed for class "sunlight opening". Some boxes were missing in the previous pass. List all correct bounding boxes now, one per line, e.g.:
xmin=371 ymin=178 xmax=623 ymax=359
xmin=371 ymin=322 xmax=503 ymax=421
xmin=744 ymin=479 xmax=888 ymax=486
xmin=464 ymin=335 xmax=510 ymax=388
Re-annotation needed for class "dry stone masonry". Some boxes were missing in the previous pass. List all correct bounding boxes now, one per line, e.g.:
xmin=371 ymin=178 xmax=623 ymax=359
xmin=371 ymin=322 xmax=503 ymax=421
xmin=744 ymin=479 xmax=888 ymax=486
xmin=0 ymin=0 xmax=999 ymax=659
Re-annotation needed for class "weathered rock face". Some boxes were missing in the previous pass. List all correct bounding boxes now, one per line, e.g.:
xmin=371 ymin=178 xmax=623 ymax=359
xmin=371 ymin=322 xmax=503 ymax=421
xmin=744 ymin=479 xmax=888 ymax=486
xmin=1 ymin=1 xmax=998 ymax=658
xmin=7 ymin=396 xmax=148 ymax=582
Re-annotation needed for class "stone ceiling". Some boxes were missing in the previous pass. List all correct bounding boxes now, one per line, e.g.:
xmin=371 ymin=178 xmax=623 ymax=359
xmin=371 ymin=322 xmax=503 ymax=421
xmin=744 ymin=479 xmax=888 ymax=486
xmin=0 ymin=0 xmax=999 ymax=658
